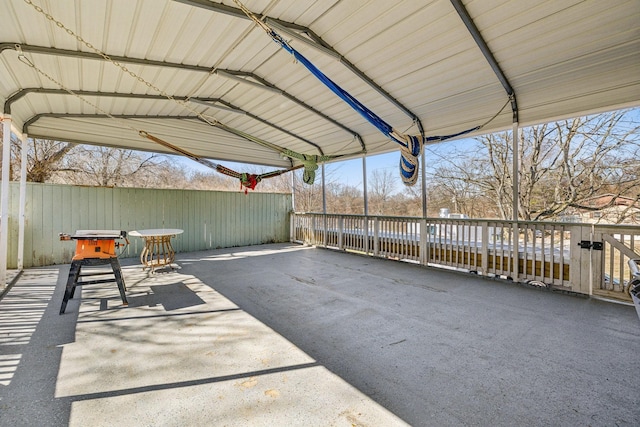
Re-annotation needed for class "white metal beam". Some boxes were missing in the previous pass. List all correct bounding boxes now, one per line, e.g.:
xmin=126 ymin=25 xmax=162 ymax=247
xmin=362 ymin=155 xmax=368 ymax=216
xmin=17 ymin=133 xmax=27 ymax=270
xmin=421 ymin=145 xmax=427 ymax=218
xmin=512 ymin=121 xmax=520 ymax=282
xmin=0 ymin=115 xmax=12 ymax=289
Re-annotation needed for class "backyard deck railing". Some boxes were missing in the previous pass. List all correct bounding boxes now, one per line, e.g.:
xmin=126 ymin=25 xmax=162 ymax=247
xmin=291 ymin=213 xmax=640 ymax=302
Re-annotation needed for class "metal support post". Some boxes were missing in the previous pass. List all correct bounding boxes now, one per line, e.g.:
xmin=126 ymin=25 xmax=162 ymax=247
xmin=0 ymin=115 xmax=11 ymax=290
xmin=362 ymin=155 xmax=368 ymax=216
xmin=511 ymin=121 xmax=520 ymax=282
xmin=421 ymin=142 xmax=427 ymax=218
xmin=322 ymin=163 xmax=326 ymax=214
xmin=17 ymin=133 xmax=27 ymax=270
xmin=322 ymin=164 xmax=327 ymax=246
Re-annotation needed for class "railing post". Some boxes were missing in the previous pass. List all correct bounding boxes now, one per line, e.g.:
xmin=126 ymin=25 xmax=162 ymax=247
xmin=323 ymin=214 xmax=328 ymax=248
xmin=363 ymin=216 xmax=369 ymax=254
xmin=481 ymin=221 xmax=489 ymax=275
xmin=338 ymin=216 xmax=344 ymax=250
xmin=311 ymin=214 xmax=317 ymax=245
xmin=420 ymin=218 xmax=427 ymax=266
xmin=373 ymin=217 xmax=379 ymax=257
xmin=512 ymin=222 xmax=520 ymax=282
xmin=569 ymin=224 xmax=591 ymax=295
xmin=590 ymin=225 xmax=602 ymax=296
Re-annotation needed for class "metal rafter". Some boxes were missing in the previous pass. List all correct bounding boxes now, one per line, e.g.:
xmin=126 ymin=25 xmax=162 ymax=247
xmin=448 ymin=0 xmax=520 ymax=224
xmin=6 ymin=88 xmax=326 ymax=154
xmin=22 ymin=113 xmax=201 ymax=130
xmin=172 ymin=0 xmax=424 ymax=136
xmin=22 ymin=112 xmax=296 ymax=167
xmin=0 ymin=43 xmax=364 ymax=150
xmin=216 ymin=70 xmax=364 ymax=150
xmin=449 ymin=0 xmax=518 ymax=123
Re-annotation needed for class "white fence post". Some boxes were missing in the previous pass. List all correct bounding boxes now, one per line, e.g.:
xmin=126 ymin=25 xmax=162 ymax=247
xmin=420 ymin=219 xmax=427 ymax=266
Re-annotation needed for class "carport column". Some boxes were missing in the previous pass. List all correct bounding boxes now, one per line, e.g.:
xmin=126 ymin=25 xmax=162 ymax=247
xmin=290 ymin=169 xmax=295 ymax=213
xmin=322 ymin=163 xmax=326 ymax=214
xmin=421 ymin=143 xmax=428 ymax=264
xmin=322 ymin=163 xmax=329 ymax=248
xmin=322 ymin=163 xmax=327 ymax=247
xmin=17 ymin=133 xmax=28 ymax=270
xmin=0 ymin=115 xmax=11 ymax=290
xmin=362 ymin=154 xmax=368 ymax=216
xmin=289 ymin=172 xmax=294 ymax=241
xmin=362 ymin=155 xmax=369 ymax=254
xmin=421 ymin=141 xmax=427 ymax=218
xmin=511 ymin=121 xmax=520 ymax=282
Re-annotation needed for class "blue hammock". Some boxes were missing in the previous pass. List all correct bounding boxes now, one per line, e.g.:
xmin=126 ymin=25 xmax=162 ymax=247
xmin=269 ymin=30 xmax=481 ymax=185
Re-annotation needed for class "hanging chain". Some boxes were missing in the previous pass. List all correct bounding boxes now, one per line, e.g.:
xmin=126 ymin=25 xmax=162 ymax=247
xmin=20 ymin=0 xmax=220 ymax=128
xmin=15 ymin=45 xmax=143 ymax=135
xmin=19 ymin=0 xmax=306 ymax=156
xmin=231 ymin=0 xmax=272 ymax=34
xmin=17 ymin=0 xmax=325 ymax=190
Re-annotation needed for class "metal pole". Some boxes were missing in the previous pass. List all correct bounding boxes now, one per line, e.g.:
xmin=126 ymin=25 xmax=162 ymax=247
xmin=512 ymin=122 xmax=519 ymax=221
xmin=322 ymin=163 xmax=326 ymax=214
xmin=512 ymin=122 xmax=520 ymax=282
xmin=421 ymin=144 xmax=427 ymax=218
xmin=290 ymin=169 xmax=296 ymax=212
xmin=17 ymin=133 xmax=27 ymax=270
xmin=362 ymin=155 xmax=368 ymax=216
xmin=322 ymin=163 xmax=327 ymax=247
xmin=0 ymin=115 xmax=11 ymax=289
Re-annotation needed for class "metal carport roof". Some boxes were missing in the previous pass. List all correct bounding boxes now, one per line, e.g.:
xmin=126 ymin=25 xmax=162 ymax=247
xmin=1 ymin=0 xmax=639 ymax=170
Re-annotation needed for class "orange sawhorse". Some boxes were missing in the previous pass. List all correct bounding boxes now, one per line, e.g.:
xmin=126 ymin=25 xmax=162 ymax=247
xmin=59 ymin=230 xmax=128 ymax=314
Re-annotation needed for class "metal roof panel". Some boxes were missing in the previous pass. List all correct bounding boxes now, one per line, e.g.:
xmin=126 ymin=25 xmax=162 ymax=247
xmin=1 ymin=0 xmax=638 ymax=171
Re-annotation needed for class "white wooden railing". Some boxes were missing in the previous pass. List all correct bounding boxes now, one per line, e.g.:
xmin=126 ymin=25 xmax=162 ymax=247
xmin=291 ymin=213 xmax=640 ymax=302
xmin=597 ymin=225 xmax=640 ymax=300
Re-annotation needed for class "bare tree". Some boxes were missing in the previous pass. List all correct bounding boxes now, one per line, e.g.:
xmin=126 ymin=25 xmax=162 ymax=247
xmin=185 ymin=170 xmax=242 ymax=191
xmin=3 ymin=134 xmax=187 ymax=188
xmin=177 ymin=163 xmax=297 ymax=193
xmin=292 ymin=168 xmax=323 ymax=212
xmin=522 ymin=111 xmax=639 ymax=220
xmin=368 ymin=168 xmax=397 ymax=214
xmin=58 ymin=145 xmax=170 ymax=187
xmin=426 ymin=110 xmax=640 ymax=220
xmin=292 ymin=166 xmax=348 ymax=213
xmin=425 ymin=149 xmax=499 ymax=218
xmin=327 ymin=183 xmax=363 ymax=214
xmin=136 ymin=161 xmax=190 ymax=189
xmin=8 ymin=138 xmax=76 ymax=182
xmin=400 ymin=179 xmax=423 ymax=216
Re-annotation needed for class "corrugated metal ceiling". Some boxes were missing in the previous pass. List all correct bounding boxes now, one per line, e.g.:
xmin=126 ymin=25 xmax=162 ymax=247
xmin=1 ymin=0 xmax=639 ymax=170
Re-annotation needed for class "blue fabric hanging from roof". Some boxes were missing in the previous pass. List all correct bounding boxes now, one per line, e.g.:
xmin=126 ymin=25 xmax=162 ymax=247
xmin=268 ymin=30 xmax=484 ymax=186
xmin=272 ymin=32 xmax=397 ymax=143
xmin=232 ymin=0 xmax=504 ymax=185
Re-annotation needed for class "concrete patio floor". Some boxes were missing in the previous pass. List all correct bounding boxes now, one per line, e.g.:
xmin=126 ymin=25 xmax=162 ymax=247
xmin=1 ymin=243 xmax=638 ymax=426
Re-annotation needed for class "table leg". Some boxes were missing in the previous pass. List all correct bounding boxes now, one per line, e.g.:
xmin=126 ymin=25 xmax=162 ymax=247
xmin=138 ymin=235 xmax=177 ymax=272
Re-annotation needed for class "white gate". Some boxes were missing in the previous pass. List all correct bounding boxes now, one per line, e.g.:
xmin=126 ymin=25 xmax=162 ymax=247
xmin=594 ymin=225 xmax=640 ymax=302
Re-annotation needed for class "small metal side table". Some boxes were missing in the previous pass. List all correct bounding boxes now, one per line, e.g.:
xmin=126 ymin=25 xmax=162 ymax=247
xmin=129 ymin=229 xmax=183 ymax=272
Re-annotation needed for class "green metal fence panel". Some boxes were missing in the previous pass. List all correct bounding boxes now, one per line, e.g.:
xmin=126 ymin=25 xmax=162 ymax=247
xmin=7 ymin=182 xmax=292 ymax=268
